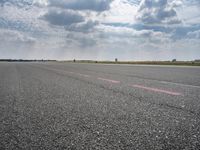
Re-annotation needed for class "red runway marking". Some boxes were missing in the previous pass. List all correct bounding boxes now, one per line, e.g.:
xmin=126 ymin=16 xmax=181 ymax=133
xmin=98 ymin=77 xmax=120 ymax=84
xmin=132 ymin=84 xmax=183 ymax=96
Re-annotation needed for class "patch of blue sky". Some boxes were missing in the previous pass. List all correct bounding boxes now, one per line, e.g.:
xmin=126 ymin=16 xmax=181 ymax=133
xmin=127 ymin=0 xmax=141 ymax=6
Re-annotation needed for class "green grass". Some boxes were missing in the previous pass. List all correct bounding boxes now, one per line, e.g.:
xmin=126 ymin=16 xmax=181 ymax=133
xmin=1 ymin=59 xmax=199 ymax=66
xmin=61 ymin=60 xmax=200 ymax=66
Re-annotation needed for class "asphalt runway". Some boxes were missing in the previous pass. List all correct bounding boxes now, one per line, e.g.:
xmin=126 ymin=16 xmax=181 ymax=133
xmin=0 ymin=62 xmax=200 ymax=149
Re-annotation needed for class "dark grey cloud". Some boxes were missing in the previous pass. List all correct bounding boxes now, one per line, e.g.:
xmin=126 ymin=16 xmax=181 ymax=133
xmin=42 ymin=10 xmax=100 ymax=33
xmin=0 ymin=0 xmax=5 ymax=7
xmin=48 ymin=0 xmax=112 ymax=12
xmin=41 ymin=0 xmax=112 ymax=34
xmin=42 ymin=9 xmax=85 ymax=26
xmin=0 ymin=0 xmax=7 ymax=4
xmin=0 ymin=0 xmax=10 ymax=6
xmin=136 ymin=0 xmax=181 ymax=25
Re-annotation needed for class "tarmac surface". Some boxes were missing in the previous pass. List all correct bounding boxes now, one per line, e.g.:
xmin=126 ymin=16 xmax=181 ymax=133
xmin=0 ymin=62 xmax=200 ymax=149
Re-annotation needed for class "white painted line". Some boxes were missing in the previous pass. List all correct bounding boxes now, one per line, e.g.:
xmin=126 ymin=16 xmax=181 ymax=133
xmin=160 ymin=81 xmax=200 ymax=89
xmin=78 ymin=73 xmax=90 ymax=78
xmin=132 ymin=84 xmax=183 ymax=96
xmin=98 ymin=77 xmax=120 ymax=84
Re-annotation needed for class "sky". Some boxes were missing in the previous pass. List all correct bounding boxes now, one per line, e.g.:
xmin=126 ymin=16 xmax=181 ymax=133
xmin=0 ymin=0 xmax=199 ymax=61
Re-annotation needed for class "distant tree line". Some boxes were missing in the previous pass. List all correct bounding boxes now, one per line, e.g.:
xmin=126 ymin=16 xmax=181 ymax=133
xmin=0 ymin=59 xmax=57 ymax=62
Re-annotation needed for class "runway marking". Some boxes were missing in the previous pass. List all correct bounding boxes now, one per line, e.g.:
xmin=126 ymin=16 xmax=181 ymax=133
xmin=77 ymin=73 xmax=90 ymax=78
xmin=160 ymin=81 xmax=200 ymax=89
xmin=98 ymin=77 xmax=120 ymax=84
xmin=132 ymin=84 xmax=183 ymax=96
xmin=69 ymin=72 xmax=90 ymax=77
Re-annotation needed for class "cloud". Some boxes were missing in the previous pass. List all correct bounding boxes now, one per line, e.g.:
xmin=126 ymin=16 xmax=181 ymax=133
xmin=33 ymin=0 xmax=48 ymax=7
xmin=187 ymin=30 xmax=200 ymax=39
xmin=41 ymin=0 xmax=109 ymax=33
xmin=0 ymin=17 xmax=40 ymax=34
xmin=176 ymin=0 xmax=200 ymax=25
xmin=0 ymin=0 xmax=199 ymax=60
xmin=48 ymin=0 xmax=112 ymax=12
xmin=75 ymin=36 xmax=97 ymax=48
xmin=42 ymin=9 xmax=85 ymax=26
xmin=0 ymin=0 xmax=33 ymax=8
xmin=0 ymin=29 xmax=35 ymax=43
xmin=0 ymin=0 xmax=5 ymax=4
xmin=0 ymin=0 xmax=49 ymax=8
xmin=0 ymin=0 xmax=10 ymax=6
xmin=185 ymin=0 xmax=200 ymax=5
xmin=64 ymin=32 xmax=98 ymax=48
xmin=136 ymin=0 xmax=181 ymax=25
xmin=65 ymin=20 xmax=99 ymax=33
xmin=98 ymin=24 xmax=170 ymax=45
